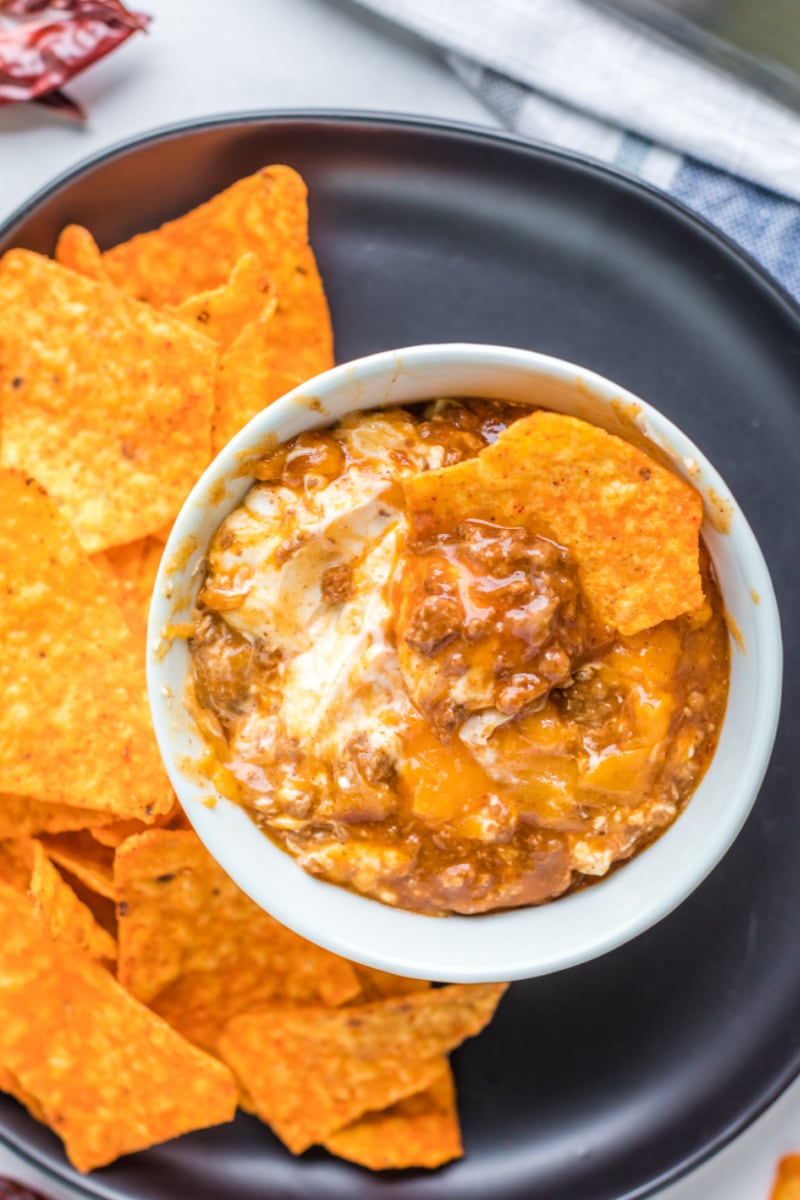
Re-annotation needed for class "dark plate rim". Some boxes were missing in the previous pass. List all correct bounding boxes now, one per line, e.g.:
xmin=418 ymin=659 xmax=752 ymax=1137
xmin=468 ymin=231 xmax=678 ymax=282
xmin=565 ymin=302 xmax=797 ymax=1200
xmin=0 ymin=107 xmax=798 ymax=1200
xmin=2 ymin=107 xmax=799 ymax=326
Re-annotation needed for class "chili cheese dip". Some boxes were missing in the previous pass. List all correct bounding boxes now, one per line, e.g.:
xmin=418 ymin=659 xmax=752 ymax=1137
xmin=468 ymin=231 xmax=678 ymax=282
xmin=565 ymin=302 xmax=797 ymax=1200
xmin=188 ymin=400 xmax=729 ymax=915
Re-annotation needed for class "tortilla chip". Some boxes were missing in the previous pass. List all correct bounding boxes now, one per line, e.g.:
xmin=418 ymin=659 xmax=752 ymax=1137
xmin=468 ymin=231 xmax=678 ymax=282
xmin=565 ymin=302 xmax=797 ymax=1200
xmin=148 ymin=971 xmax=244 ymax=1055
xmin=0 ymin=880 xmax=237 ymax=1172
xmin=0 ymin=1064 xmax=48 ymax=1124
xmin=87 ymin=796 xmax=182 ymax=849
xmin=0 ymin=794 xmax=115 ymax=838
xmin=0 ymin=470 xmax=171 ymax=818
xmin=0 ymin=249 xmax=217 ymax=553
xmin=403 ymin=411 xmax=703 ymax=636
xmin=102 ymin=165 xmax=333 ymax=382
xmin=213 ymin=316 xmax=303 ymax=452
xmin=92 ymin=535 xmax=164 ymax=644
xmin=352 ymin=965 xmax=433 ymax=1002
xmin=149 ymin=968 xmax=309 ymax=1057
xmin=149 ymin=958 xmax=416 ymax=1058
xmin=167 ymin=252 xmax=275 ymax=349
xmin=772 ymin=1157 xmax=800 ymax=1200
xmin=165 ymin=804 xmax=193 ymax=831
xmin=57 ymin=867 xmax=117 ymax=939
xmin=150 ymin=517 xmax=175 ymax=544
xmin=40 ymin=832 xmax=116 ymax=899
xmin=91 ymin=819 xmax=157 ymax=848
xmin=29 ymin=841 xmax=117 ymax=961
xmin=54 ymin=224 xmax=107 ymax=282
xmin=218 ymin=983 xmax=507 ymax=1153
xmin=0 ymin=838 xmax=35 ymax=892
xmin=325 ymin=1063 xmax=462 ymax=1169
xmin=115 ymin=829 xmax=360 ymax=1007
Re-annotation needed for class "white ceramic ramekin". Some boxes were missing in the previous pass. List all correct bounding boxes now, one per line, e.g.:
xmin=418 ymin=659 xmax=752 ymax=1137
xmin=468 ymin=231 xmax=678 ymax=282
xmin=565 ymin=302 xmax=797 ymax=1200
xmin=147 ymin=344 xmax=782 ymax=982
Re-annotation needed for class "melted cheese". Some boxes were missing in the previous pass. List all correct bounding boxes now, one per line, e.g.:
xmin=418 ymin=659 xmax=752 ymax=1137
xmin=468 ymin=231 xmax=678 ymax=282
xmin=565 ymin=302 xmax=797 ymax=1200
xmin=207 ymin=413 xmax=439 ymax=771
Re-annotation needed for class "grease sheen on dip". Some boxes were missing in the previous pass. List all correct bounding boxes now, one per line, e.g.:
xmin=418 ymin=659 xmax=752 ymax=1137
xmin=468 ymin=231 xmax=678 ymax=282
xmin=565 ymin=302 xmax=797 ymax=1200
xmin=187 ymin=400 xmax=729 ymax=915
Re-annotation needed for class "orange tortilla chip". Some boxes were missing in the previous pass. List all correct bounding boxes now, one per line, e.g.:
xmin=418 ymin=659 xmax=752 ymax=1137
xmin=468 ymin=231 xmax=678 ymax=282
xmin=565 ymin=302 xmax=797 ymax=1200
xmin=0 ymin=794 xmax=115 ymax=838
xmin=92 ymin=535 xmax=164 ymax=644
xmin=86 ymin=798 xmax=182 ymax=850
xmin=149 ymin=970 xmax=250 ymax=1055
xmin=0 ymin=470 xmax=171 ymax=818
xmin=29 ymin=841 xmax=117 ymax=961
xmin=115 ymin=829 xmax=360 ymax=1007
xmin=772 ymin=1157 xmax=800 ymax=1200
xmin=0 ymin=880 xmax=237 ymax=1171
xmin=213 ymin=314 xmax=303 ymax=452
xmin=325 ymin=1063 xmax=462 ymax=1169
xmin=90 ymin=819 xmax=157 ymax=848
xmin=102 ymin=165 xmax=333 ymax=382
xmin=0 ymin=1064 xmax=48 ymax=1124
xmin=0 ymin=249 xmax=217 ymax=553
xmin=0 ymin=838 xmax=35 ymax=892
xmin=149 ymin=966 xmax=328 ymax=1057
xmin=352 ymin=965 xmax=433 ymax=1002
xmin=218 ymin=983 xmax=507 ymax=1153
xmin=166 ymin=252 xmax=276 ymax=349
xmin=150 ymin=957 xmax=419 ymax=1058
xmin=56 ymin=867 xmax=117 ymax=940
xmin=403 ymin=411 xmax=703 ymax=635
xmin=40 ymin=831 xmax=116 ymax=899
xmin=54 ymin=224 xmax=107 ymax=282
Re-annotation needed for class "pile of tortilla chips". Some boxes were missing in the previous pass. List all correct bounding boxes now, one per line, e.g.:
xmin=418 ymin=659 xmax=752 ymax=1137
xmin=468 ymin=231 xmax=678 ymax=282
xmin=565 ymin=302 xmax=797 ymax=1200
xmin=0 ymin=167 xmax=506 ymax=1174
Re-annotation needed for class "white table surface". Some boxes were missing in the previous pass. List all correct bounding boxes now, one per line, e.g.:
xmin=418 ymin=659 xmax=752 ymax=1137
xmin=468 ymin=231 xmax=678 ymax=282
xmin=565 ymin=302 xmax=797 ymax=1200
xmin=0 ymin=1 xmax=795 ymax=1196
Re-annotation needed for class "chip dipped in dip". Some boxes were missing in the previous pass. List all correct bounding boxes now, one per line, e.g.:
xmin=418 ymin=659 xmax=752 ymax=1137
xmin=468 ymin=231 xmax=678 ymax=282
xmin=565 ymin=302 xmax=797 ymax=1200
xmin=187 ymin=399 xmax=729 ymax=915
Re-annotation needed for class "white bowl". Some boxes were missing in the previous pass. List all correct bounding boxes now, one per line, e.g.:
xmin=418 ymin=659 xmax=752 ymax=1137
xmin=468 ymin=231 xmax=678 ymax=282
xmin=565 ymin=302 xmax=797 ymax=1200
xmin=147 ymin=344 xmax=782 ymax=983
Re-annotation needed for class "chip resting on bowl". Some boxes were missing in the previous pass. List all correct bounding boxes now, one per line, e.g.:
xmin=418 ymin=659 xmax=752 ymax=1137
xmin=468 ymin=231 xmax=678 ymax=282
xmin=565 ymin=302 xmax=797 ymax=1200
xmin=403 ymin=410 xmax=703 ymax=635
xmin=101 ymin=164 xmax=334 ymax=385
xmin=0 ymin=249 xmax=217 ymax=553
xmin=0 ymin=469 xmax=172 ymax=818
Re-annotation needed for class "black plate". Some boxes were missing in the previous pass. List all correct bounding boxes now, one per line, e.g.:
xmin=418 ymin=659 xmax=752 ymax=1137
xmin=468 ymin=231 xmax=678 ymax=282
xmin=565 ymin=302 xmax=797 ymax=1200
xmin=0 ymin=112 xmax=797 ymax=1200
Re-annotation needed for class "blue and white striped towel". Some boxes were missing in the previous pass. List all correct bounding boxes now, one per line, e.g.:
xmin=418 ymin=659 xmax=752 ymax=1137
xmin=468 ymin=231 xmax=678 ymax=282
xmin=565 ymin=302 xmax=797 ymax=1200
xmin=352 ymin=0 xmax=800 ymax=305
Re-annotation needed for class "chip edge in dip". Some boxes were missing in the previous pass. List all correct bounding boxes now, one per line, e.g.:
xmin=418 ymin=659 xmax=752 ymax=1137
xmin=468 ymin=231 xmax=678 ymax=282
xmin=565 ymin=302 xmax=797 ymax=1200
xmin=147 ymin=344 xmax=782 ymax=984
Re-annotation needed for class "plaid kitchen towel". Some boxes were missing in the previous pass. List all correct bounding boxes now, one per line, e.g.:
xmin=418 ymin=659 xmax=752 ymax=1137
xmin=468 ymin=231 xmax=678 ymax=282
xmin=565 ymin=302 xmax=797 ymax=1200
xmin=351 ymin=0 xmax=800 ymax=305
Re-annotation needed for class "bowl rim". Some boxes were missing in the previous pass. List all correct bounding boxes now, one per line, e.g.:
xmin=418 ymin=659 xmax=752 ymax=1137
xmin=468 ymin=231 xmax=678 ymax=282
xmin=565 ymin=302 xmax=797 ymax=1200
xmin=147 ymin=342 xmax=783 ymax=982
